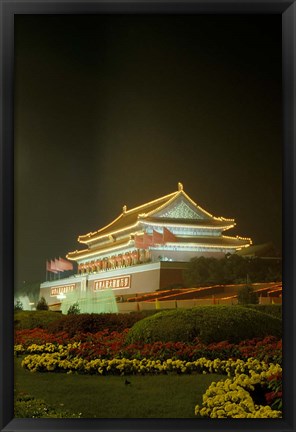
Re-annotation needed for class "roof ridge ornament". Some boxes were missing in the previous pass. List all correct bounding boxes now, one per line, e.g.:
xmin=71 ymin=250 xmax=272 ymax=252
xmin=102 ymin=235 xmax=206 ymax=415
xmin=178 ymin=182 xmax=183 ymax=191
xmin=123 ymin=205 xmax=127 ymax=213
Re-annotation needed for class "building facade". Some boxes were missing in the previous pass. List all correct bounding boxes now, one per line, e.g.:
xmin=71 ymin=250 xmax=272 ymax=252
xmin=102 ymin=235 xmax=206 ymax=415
xmin=40 ymin=183 xmax=251 ymax=310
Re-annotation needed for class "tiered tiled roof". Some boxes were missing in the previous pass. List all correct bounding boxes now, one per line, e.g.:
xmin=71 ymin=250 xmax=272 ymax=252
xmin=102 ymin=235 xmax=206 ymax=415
xmin=67 ymin=183 xmax=252 ymax=262
xmin=77 ymin=186 xmax=234 ymax=245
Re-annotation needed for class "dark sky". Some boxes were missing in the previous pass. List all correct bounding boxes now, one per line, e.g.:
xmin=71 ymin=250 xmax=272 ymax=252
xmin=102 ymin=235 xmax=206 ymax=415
xmin=14 ymin=14 xmax=282 ymax=287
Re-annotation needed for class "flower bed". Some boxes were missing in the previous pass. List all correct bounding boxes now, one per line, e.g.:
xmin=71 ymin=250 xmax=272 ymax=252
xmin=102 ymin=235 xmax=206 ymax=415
xmin=15 ymin=329 xmax=282 ymax=364
xmin=20 ymin=352 xmax=279 ymax=377
xmin=15 ymin=328 xmax=282 ymax=418
xmin=19 ymin=352 xmax=282 ymax=418
xmin=194 ymin=361 xmax=282 ymax=418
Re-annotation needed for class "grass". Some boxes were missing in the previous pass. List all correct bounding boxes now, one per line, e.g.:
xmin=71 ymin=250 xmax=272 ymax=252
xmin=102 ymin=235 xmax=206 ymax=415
xmin=14 ymin=359 xmax=225 ymax=418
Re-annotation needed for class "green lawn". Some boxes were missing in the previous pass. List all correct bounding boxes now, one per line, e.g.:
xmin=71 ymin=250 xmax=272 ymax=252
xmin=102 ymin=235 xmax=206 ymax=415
xmin=15 ymin=359 xmax=225 ymax=418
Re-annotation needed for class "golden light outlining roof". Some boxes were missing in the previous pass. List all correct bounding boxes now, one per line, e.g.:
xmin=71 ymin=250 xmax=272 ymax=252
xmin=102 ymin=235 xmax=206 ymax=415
xmin=77 ymin=183 xmax=235 ymax=245
xmin=141 ymin=188 xmax=230 ymax=220
xmin=140 ymin=219 xmax=235 ymax=230
xmin=67 ymin=237 xmax=134 ymax=260
xmin=77 ymin=189 xmax=178 ymax=244
xmin=66 ymin=184 xmax=252 ymax=262
xmin=162 ymin=235 xmax=251 ymax=248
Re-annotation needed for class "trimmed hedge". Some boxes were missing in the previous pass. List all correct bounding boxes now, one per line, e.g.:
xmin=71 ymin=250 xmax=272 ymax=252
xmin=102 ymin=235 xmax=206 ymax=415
xmin=125 ymin=306 xmax=282 ymax=345
xmin=14 ymin=311 xmax=63 ymax=331
xmin=14 ymin=310 xmax=159 ymax=334
xmin=242 ymin=304 xmax=282 ymax=319
xmin=47 ymin=311 xmax=159 ymax=336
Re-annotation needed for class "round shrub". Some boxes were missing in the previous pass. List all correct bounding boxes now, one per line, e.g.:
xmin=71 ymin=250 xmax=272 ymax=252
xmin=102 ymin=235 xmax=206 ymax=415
xmin=237 ymin=285 xmax=258 ymax=305
xmin=125 ymin=306 xmax=282 ymax=345
xmin=36 ymin=296 xmax=49 ymax=311
xmin=67 ymin=302 xmax=81 ymax=315
xmin=14 ymin=310 xmax=63 ymax=330
xmin=47 ymin=311 xmax=160 ymax=336
xmin=14 ymin=310 xmax=159 ymax=334
xmin=242 ymin=304 xmax=282 ymax=319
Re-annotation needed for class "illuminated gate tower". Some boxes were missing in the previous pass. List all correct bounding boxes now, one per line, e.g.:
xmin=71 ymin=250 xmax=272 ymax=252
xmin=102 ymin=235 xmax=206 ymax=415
xmin=40 ymin=183 xmax=252 ymax=307
xmin=67 ymin=182 xmax=251 ymax=269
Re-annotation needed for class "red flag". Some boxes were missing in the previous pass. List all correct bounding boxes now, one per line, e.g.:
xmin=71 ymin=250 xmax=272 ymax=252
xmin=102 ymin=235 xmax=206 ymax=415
xmin=152 ymin=230 xmax=163 ymax=245
xmin=143 ymin=232 xmax=153 ymax=247
xmin=54 ymin=258 xmax=65 ymax=272
xmin=50 ymin=260 xmax=58 ymax=273
xmin=135 ymin=233 xmax=153 ymax=249
xmin=134 ymin=234 xmax=144 ymax=248
xmin=163 ymin=227 xmax=177 ymax=243
xmin=59 ymin=257 xmax=74 ymax=271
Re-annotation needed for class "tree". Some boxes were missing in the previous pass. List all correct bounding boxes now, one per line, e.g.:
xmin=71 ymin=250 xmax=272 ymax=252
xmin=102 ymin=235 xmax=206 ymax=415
xmin=184 ymin=256 xmax=211 ymax=286
xmin=237 ymin=285 xmax=259 ymax=305
xmin=184 ymin=254 xmax=282 ymax=288
xmin=67 ymin=302 xmax=80 ymax=315
xmin=14 ymin=300 xmax=23 ymax=311
xmin=36 ymin=296 xmax=49 ymax=311
xmin=224 ymin=254 xmax=248 ymax=284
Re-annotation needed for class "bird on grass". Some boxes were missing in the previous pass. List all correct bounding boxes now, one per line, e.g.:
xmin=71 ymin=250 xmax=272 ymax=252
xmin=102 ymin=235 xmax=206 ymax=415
xmin=124 ymin=379 xmax=131 ymax=385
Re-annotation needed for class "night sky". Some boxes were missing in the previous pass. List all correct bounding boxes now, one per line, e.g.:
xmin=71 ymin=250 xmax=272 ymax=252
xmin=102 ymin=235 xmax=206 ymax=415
xmin=14 ymin=14 xmax=282 ymax=287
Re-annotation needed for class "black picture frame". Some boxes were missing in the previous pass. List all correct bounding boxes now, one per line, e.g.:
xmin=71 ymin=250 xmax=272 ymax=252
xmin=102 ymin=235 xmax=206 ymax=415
xmin=0 ymin=1 xmax=295 ymax=431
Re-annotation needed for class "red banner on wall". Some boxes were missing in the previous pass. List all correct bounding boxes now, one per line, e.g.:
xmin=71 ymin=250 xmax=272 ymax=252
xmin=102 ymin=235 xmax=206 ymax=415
xmin=50 ymin=284 xmax=76 ymax=297
xmin=93 ymin=275 xmax=131 ymax=291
